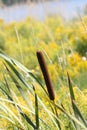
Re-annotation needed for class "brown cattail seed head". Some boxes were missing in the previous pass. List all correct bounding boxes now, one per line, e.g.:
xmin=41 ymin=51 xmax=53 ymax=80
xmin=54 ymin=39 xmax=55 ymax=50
xmin=36 ymin=51 xmax=55 ymax=100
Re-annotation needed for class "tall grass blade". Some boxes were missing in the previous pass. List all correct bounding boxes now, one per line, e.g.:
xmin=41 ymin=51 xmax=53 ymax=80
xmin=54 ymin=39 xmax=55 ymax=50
xmin=0 ymin=51 xmax=32 ymax=74
xmin=54 ymin=104 xmax=61 ymax=130
xmin=0 ymin=103 xmax=25 ymax=129
xmin=4 ymin=65 xmax=37 ymax=128
xmin=0 ymin=83 xmax=13 ymax=101
xmin=0 ymin=52 xmax=47 ymax=95
xmin=72 ymin=100 xmax=87 ymax=128
xmin=5 ymin=60 xmax=30 ymax=89
xmin=4 ymin=64 xmax=34 ymax=111
xmin=0 ymin=114 xmax=15 ymax=124
xmin=33 ymin=85 xmax=39 ymax=129
xmin=67 ymin=72 xmax=75 ymax=101
xmin=54 ymin=103 xmax=87 ymax=130
xmin=29 ymin=72 xmax=48 ymax=95
xmin=67 ymin=72 xmax=80 ymax=129
xmin=37 ymin=97 xmax=59 ymax=129
xmin=20 ymin=112 xmax=36 ymax=129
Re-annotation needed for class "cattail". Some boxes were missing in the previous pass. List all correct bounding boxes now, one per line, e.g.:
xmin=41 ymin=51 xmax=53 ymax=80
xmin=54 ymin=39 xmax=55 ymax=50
xmin=36 ymin=51 xmax=55 ymax=100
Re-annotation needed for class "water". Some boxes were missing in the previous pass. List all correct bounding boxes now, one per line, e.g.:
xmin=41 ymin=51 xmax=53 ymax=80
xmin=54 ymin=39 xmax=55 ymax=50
xmin=0 ymin=0 xmax=87 ymax=23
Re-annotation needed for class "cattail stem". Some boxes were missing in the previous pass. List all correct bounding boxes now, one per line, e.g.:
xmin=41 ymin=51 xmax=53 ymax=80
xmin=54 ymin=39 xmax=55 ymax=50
xmin=36 ymin=51 xmax=55 ymax=100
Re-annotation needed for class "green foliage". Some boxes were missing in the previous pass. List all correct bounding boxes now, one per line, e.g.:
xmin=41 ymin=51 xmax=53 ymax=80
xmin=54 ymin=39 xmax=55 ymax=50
xmin=0 ymin=51 xmax=87 ymax=130
xmin=0 ymin=17 xmax=87 ymax=88
xmin=0 ymin=16 xmax=87 ymax=129
xmin=75 ymin=39 xmax=87 ymax=56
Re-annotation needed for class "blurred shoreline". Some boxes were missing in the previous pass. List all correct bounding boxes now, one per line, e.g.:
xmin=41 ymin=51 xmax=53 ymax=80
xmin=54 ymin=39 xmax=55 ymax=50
xmin=0 ymin=0 xmax=57 ymax=7
xmin=0 ymin=0 xmax=87 ymax=23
